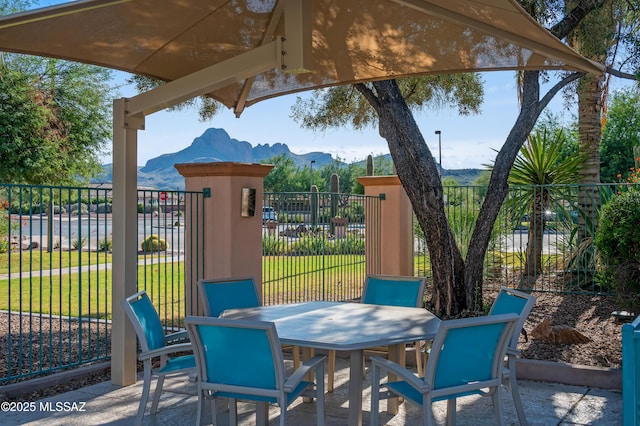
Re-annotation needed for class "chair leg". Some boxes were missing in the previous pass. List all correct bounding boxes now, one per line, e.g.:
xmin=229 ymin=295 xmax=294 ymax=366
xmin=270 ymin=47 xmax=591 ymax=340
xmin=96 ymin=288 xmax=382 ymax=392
xmin=509 ymin=375 xmax=529 ymax=426
xmin=150 ymin=374 xmax=165 ymax=414
xmin=445 ymin=398 xmax=456 ymax=426
xmin=423 ymin=398 xmax=435 ymax=426
xmin=135 ymin=360 xmax=153 ymax=426
xmin=279 ymin=405 xmax=286 ymax=426
xmin=196 ymin=389 xmax=205 ymax=426
xmin=492 ymin=388 xmax=506 ymax=426
xmin=256 ymin=402 xmax=269 ymax=426
xmin=328 ymin=349 xmax=336 ymax=392
xmin=415 ymin=340 xmax=423 ymax=377
xmin=315 ymin=362 xmax=325 ymax=424
xmin=370 ymin=364 xmax=381 ymax=426
xmin=229 ymin=398 xmax=238 ymax=426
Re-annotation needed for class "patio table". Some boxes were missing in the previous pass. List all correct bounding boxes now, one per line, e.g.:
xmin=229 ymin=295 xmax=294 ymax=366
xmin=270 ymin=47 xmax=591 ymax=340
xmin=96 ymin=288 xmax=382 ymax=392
xmin=222 ymin=301 xmax=441 ymax=426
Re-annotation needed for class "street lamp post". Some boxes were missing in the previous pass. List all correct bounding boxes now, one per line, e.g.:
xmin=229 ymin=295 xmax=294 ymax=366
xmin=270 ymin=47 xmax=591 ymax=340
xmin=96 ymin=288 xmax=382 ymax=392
xmin=434 ymin=130 xmax=442 ymax=177
xmin=310 ymin=160 xmax=316 ymax=190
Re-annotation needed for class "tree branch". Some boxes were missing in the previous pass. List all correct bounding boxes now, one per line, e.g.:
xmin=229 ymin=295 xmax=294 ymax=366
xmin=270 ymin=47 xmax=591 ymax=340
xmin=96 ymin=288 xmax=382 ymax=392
xmin=550 ymin=0 xmax=608 ymax=39
xmin=537 ymin=72 xmax=585 ymax=113
xmin=606 ymin=66 xmax=639 ymax=80
xmin=354 ymin=83 xmax=381 ymax=114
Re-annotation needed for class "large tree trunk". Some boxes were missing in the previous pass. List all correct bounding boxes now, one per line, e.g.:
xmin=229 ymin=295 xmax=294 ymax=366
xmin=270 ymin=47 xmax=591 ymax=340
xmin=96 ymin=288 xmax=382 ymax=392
xmin=359 ymin=72 xmax=579 ymax=315
xmin=464 ymin=72 xmax=547 ymax=304
xmin=368 ymin=80 xmax=466 ymax=316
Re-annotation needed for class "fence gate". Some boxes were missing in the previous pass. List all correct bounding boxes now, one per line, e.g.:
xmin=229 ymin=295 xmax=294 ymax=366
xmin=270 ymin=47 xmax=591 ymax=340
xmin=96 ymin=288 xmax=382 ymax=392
xmin=262 ymin=191 xmax=381 ymax=304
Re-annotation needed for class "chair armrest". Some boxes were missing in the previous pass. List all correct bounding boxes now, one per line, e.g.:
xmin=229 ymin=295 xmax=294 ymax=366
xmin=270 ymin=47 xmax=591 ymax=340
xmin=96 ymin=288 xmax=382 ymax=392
xmin=284 ymin=355 xmax=326 ymax=392
xmin=165 ymin=330 xmax=189 ymax=344
xmin=138 ymin=342 xmax=193 ymax=361
xmin=506 ymin=347 xmax=521 ymax=357
xmin=370 ymin=355 xmax=430 ymax=393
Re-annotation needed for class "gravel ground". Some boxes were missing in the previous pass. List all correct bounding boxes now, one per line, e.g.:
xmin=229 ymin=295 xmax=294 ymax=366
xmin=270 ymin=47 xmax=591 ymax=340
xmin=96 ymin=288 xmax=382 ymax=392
xmin=0 ymin=291 xmax=627 ymax=401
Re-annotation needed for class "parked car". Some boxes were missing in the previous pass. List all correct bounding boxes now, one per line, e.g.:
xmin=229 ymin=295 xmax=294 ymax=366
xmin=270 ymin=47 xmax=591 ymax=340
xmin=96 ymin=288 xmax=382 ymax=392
xmin=262 ymin=206 xmax=277 ymax=222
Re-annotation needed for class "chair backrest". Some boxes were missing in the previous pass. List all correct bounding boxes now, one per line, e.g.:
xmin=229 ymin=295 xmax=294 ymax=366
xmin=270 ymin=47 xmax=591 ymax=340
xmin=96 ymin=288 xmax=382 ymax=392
xmin=488 ymin=287 xmax=536 ymax=347
xmin=122 ymin=291 xmax=166 ymax=352
xmin=361 ymin=274 xmax=426 ymax=307
xmin=425 ymin=313 xmax=519 ymax=393
xmin=184 ymin=316 xmax=284 ymax=392
xmin=197 ymin=276 xmax=261 ymax=317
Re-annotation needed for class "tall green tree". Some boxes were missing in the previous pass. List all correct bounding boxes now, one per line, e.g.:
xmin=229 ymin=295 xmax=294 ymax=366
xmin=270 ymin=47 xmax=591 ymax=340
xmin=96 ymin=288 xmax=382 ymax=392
xmin=0 ymin=54 xmax=113 ymax=184
xmin=289 ymin=2 xmax=637 ymax=316
xmin=261 ymin=154 xmax=302 ymax=192
xmin=600 ymin=88 xmax=640 ymax=182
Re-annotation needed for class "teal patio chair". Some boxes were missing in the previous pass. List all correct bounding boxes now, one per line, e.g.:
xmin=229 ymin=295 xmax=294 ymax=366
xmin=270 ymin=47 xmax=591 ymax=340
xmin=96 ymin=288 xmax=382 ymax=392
xmin=122 ymin=291 xmax=195 ymax=426
xmin=184 ymin=316 xmax=326 ymax=426
xmin=326 ymin=274 xmax=427 ymax=391
xmin=197 ymin=276 xmax=261 ymax=318
xmin=198 ymin=276 xmax=302 ymax=368
xmin=371 ymin=313 xmax=520 ymax=426
xmin=488 ymin=287 xmax=537 ymax=426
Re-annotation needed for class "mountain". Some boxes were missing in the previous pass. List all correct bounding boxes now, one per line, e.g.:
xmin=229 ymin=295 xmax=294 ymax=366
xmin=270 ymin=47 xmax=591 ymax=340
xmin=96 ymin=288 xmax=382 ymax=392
xmin=96 ymin=128 xmax=335 ymax=189
xmin=95 ymin=128 xmax=483 ymax=189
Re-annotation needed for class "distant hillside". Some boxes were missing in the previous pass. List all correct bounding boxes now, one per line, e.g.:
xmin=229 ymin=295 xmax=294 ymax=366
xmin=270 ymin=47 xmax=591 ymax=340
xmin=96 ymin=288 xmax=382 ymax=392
xmin=96 ymin=128 xmax=335 ymax=189
xmin=443 ymin=169 xmax=486 ymax=186
xmin=95 ymin=128 xmax=483 ymax=189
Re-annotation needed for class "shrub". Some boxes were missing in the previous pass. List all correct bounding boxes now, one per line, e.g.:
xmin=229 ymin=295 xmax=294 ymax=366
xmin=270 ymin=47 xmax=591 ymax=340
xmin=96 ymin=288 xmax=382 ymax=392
xmin=262 ymin=235 xmax=288 ymax=255
xmin=594 ymin=191 xmax=640 ymax=311
xmin=99 ymin=238 xmax=112 ymax=252
xmin=72 ymin=237 xmax=87 ymax=250
xmin=141 ymin=234 xmax=168 ymax=252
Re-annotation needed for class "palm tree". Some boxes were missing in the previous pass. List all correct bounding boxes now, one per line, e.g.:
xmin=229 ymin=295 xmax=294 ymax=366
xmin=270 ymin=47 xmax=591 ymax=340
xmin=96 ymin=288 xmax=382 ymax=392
xmin=508 ymin=128 xmax=587 ymax=288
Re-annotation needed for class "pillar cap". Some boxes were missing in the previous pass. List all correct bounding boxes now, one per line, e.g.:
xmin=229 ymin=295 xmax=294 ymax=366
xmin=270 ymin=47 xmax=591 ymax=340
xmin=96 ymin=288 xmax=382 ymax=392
xmin=175 ymin=162 xmax=274 ymax=177
xmin=357 ymin=175 xmax=401 ymax=186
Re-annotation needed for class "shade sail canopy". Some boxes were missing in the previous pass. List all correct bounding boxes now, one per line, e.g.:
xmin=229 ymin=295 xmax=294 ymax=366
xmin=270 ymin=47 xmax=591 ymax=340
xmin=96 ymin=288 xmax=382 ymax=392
xmin=0 ymin=0 xmax=604 ymax=116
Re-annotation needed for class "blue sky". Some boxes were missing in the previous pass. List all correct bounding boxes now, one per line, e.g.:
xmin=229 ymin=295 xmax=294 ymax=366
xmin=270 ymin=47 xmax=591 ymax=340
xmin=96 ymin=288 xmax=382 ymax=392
xmin=30 ymin=1 xmax=630 ymax=169
xmin=118 ymin=71 xmax=578 ymax=169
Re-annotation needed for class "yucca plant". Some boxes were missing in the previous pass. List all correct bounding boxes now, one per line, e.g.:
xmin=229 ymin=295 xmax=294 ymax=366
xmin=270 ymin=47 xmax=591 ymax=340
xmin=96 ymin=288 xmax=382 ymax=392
xmin=507 ymin=128 xmax=588 ymax=286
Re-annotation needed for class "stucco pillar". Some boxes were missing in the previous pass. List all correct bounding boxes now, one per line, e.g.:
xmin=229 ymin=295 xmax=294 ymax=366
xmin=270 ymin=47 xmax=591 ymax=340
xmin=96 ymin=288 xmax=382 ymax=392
xmin=357 ymin=176 xmax=414 ymax=276
xmin=175 ymin=162 xmax=273 ymax=315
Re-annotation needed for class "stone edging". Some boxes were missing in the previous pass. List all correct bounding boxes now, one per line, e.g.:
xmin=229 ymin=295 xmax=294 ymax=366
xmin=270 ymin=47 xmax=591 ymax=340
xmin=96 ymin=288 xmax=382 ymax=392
xmin=516 ymin=358 xmax=622 ymax=390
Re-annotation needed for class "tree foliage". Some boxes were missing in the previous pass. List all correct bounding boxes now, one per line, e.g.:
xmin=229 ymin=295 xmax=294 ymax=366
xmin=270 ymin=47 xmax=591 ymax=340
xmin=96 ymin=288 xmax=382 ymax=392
xmin=291 ymin=74 xmax=483 ymax=132
xmin=600 ymin=88 xmax=640 ymax=182
xmin=127 ymin=74 xmax=223 ymax=121
xmin=0 ymin=54 xmax=113 ymax=184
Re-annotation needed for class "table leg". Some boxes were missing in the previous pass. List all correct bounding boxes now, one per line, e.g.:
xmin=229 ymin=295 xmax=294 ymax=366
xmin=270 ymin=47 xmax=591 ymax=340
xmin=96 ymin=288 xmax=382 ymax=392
xmin=386 ymin=344 xmax=404 ymax=414
xmin=301 ymin=347 xmax=315 ymax=403
xmin=348 ymin=349 xmax=364 ymax=426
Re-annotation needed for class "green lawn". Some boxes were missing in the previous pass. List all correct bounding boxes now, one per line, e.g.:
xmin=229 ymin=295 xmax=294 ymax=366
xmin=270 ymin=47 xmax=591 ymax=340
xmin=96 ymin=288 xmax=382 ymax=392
xmin=1 ymin=250 xmax=558 ymax=320
xmin=0 ymin=250 xmax=112 ymax=274
xmin=0 ymin=262 xmax=183 ymax=321
xmin=1 ymin=254 xmax=368 ymax=319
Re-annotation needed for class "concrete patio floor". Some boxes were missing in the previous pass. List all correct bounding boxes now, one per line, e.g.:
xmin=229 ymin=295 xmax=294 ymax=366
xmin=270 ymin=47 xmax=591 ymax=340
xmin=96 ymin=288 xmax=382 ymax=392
xmin=3 ymin=356 xmax=622 ymax=425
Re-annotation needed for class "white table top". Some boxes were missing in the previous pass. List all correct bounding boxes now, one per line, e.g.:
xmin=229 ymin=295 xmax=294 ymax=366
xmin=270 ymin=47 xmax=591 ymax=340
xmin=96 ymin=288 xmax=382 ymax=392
xmin=222 ymin=301 xmax=441 ymax=351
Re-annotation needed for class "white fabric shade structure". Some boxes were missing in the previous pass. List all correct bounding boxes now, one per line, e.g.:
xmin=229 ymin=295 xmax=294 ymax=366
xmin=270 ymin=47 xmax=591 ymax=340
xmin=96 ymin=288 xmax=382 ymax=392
xmin=0 ymin=0 xmax=604 ymax=402
xmin=0 ymin=0 xmax=603 ymax=117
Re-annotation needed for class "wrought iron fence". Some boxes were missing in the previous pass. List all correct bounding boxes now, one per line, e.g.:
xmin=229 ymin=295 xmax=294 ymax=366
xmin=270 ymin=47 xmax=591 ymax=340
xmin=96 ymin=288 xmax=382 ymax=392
xmin=261 ymin=191 xmax=382 ymax=304
xmin=0 ymin=184 xmax=203 ymax=383
xmin=2 ymin=181 xmax=634 ymax=383
xmin=414 ymin=183 xmax=637 ymax=295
